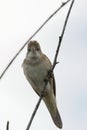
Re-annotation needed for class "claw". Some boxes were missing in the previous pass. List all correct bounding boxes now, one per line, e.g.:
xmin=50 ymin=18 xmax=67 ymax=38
xmin=48 ymin=69 xmax=53 ymax=78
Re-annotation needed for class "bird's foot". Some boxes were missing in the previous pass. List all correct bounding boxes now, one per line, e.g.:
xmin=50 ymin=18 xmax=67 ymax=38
xmin=47 ymin=69 xmax=53 ymax=78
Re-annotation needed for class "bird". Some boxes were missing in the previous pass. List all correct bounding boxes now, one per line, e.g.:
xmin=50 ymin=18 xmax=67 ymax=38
xmin=22 ymin=40 xmax=63 ymax=129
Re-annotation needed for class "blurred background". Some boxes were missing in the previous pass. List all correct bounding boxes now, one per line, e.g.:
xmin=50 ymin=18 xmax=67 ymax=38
xmin=0 ymin=0 xmax=87 ymax=130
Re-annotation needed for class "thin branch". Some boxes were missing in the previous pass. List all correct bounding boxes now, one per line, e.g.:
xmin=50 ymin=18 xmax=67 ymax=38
xmin=26 ymin=81 xmax=48 ymax=130
xmin=0 ymin=0 xmax=70 ymax=79
xmin=26 ymin=0 xmax=75 ymax=130
xmin=6 ymin=121 xmax=9 ymax=130
xmin=52 ymin=0 xmax=75 ymax=70
xmin=26 ymin=96 xmax=42 ymax=130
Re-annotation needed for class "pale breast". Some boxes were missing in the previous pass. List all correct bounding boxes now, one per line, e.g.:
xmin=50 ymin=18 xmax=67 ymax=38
xmin=23 ymin=61 xmax=50 ymax=85
xmin=22 ymin=57 xmax=52 ymax=95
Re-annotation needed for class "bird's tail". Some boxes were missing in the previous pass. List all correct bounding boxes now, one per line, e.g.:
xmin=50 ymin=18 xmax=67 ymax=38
xmin=43 ymin=94 xmax=63 ymax=129
xmin=51 ymin=106 xmax=63 ymax=129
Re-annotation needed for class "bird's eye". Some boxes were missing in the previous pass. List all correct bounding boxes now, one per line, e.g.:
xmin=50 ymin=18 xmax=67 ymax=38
xmin=28 ymin=48 xmax=31 ymax=52
xmin=36 ymin=48 xmax=40 ymax=51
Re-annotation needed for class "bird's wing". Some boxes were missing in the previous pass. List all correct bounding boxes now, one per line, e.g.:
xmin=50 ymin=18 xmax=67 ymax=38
xmin=43 ymin=54 xmax=56 ymax=96
xmin=52 ymin=74 xmax=56 ymax=96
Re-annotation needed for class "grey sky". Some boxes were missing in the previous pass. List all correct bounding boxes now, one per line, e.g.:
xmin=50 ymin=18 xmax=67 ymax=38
xmin=0 ymin=0 xmax=87 ymax=130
